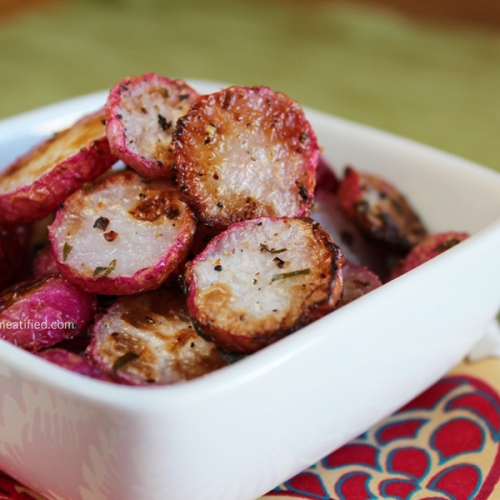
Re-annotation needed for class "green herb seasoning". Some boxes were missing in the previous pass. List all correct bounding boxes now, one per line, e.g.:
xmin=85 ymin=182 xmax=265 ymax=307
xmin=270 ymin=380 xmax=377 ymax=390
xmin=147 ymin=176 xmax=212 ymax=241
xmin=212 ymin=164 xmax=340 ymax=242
xmin=112 ymin=352 xmax=139 ymax=375
xmin=62 ymin=242 xmax=73 ymax=262
xmin=271 ymin=268 xmax=310 ymax=282
xmin=260 ymin=243 xmax=286 ymax=254
xmin=93 ymin=259 xmax=117 ymax=278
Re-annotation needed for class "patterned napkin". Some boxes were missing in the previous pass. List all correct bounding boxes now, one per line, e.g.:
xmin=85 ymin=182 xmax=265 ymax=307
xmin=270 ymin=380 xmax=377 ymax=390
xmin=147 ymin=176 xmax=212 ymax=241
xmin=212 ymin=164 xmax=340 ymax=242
xmin=262 ymin=358 xmax=500 ymax=499
xmin=0 ymin=358 xmax=498 ymax=499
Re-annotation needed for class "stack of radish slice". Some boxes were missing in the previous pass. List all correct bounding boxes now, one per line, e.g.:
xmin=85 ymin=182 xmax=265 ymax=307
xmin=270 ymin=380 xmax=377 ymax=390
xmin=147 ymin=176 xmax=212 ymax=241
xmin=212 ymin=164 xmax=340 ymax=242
xmin=0 ymin=72 xmax=462 ymax=385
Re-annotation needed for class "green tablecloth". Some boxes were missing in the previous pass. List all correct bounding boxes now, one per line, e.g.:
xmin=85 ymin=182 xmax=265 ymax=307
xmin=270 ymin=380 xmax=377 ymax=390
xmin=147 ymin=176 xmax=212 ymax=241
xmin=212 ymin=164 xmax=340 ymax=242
xmin=1 ymin=0 xmax=500 ymax=172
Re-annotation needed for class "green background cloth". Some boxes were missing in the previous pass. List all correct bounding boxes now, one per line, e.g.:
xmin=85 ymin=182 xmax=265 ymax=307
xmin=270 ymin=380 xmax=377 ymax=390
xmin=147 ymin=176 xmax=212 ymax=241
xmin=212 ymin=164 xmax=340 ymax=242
xmin=1 ymin=0 xmax=500 ymax=173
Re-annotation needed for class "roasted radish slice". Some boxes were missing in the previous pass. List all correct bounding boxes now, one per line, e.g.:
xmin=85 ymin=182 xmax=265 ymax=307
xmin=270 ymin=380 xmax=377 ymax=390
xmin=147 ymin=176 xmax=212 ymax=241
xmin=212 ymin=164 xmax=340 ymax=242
xmin=337 ymin=261 xmax=381 ymax=308
xmin=0 ymin=109 xmax=117 ymax=226
xmin=389 ymin=231 xmax=469 ymax=280
xmin=313 ymin=161 xmax=391 ymax=281
xmin=87 ymin=288 xmax=227 ymax=385
xmin=185 ymin=217 xmax=344 ymax=353
xmin=337 ymin=166 xmax=427 ymax=253
xmin=37 ymin=348 xmax=111 ymax=381
xmin=49 ymin=171 xmax=196 ymax=295
xmin=173 ymin=86 xmax=319 ymax=229
xmin=106 ymin=73 xmax=199 ymax=179
xmin=0 ymin=275 xmax=98 ymax=352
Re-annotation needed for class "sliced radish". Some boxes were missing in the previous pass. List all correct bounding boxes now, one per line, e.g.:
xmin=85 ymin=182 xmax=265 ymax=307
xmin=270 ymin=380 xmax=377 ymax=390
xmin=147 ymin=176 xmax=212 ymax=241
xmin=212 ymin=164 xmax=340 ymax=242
xmin=0 ymin=275 xmax=98 ymax=352
xmin=87 ymin=288 xmax=227 ymax=385
xmin=48 ymin=170 xmax=196 ymax=295
xmin=337 ymin=260 xmax=382 ymax=308
xmin=106 ymin=73 xmax=199 ymax=179
xmin=312 ymin=163 xmax=392 ymax=281
xmin=0 ymin=109 xmax=117 ymax=225
xmin=185 ymin=216 xmax=344 ymax=353
xmin=337 ymin=166 xmax=427 ymax=254
xmin=173 ymin=86 xmax=319 ymax=229
xmin=389 ymin=231 xmax=469 ymax=280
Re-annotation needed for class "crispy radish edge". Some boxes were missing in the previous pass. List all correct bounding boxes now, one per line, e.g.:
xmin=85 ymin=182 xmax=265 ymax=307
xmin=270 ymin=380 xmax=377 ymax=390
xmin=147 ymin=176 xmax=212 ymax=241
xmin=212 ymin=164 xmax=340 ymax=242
xmin=106 ymin=73 xmax=199 ymax=179
xmin=173 ymin=85 xmax=319 ymax=230
xmin=48 ymin=171 xmax=197 ymax=295
xmin=0 ymin=109 xmax=117 ymax=226
xmin=337 ymin=166 xmax=427 ymax=254
xmin=185 ymin=216 xmax=345 ymax=354
xmin=389 ymin=231 xmax=470 ymax=281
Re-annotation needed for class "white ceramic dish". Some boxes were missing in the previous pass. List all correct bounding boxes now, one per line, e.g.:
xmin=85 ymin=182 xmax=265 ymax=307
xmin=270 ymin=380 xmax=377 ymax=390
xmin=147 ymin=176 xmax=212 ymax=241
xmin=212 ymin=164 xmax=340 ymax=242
xmin=0 ymin=81 xmax=499 ymax=500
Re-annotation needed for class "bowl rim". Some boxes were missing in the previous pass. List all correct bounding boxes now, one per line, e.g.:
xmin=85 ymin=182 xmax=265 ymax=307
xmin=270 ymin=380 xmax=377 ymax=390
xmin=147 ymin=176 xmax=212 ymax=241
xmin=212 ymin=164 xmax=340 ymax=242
xmin=0 ymin=82 xmax=499 ymax=412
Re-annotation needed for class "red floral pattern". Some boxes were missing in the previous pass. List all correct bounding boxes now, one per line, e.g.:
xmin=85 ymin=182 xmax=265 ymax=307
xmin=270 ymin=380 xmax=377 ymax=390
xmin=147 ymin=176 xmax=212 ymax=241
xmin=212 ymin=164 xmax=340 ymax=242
xmin=267 ymin=375 xmax=500 ymax=500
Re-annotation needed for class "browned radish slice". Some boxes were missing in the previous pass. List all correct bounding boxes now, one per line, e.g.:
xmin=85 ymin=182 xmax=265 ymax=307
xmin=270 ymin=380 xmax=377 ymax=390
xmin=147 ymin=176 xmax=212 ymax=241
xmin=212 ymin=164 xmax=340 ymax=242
xmin=312 ymin=159 xmax=391 ymax=281
xmin=86 ymin=288 xmax=227 ymax=385
xmin=37 ymin=348 xmax=111 ymax=381
xmin=0 ymin=224 xmax=30 ymax=291
xmin=389 ymin=231 xmax=469 ymax=280
xmin=185 ymin=216 xmax=344 ymax=353
xmin=48 ymin=171 xmax=196 ymax=295
xmin=0 ymin=275 xmax=98 ymax=352
xmin=0 ymin=109 xmax=117 ymax=226
xmin=106 ymin=73 xmax=199 ymax=179
xmin=32 ymin=244 xmax=59 ymax=278
xmin=337 ymin=260 xmax=382 ymax=308
xmin=173 ymin=86 xmax=319 ymax=229
xmin=337 ymin=166 xmax=427 ymax=254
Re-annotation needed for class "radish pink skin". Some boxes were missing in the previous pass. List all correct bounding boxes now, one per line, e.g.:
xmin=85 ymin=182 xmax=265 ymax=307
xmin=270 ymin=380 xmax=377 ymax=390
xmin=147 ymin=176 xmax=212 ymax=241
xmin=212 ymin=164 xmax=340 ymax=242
xmin=312 ymin=171 xmax=391 ymax=281
xmin=185 ymin=216 xmax=344 ymax=353
xmin=36 ymin=348 xmax=111 ymax=381
xmin=337 ymin=260 xmax=382 ymax=308
xmin=106 ymin=74 xmax=199 ymax=179
xmin=32 ymin=245 xmax=59 ymax=278
xmin=389 ymin=231 xmax=470 ymax=280
xmin=315 ymin=155 xmax=339 ymax=196
xmin=49 ymin=208 xmax=196 ymax=296
xmin=174 ymin=86 xmax=319 ymax=229
xmin=0 ymin=111 xmax=117 ymax=226
xmin=0 ymin=275 xmax=98 ymax=352
xmin=337 ymin=166 xmax=427 ymax=253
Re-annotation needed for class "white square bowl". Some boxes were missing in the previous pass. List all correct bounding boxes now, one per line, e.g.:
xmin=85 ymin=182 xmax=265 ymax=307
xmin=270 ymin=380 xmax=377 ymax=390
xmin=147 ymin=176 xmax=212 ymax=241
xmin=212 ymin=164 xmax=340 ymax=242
xmin=0 ymin=81 xmax=499 ymax=500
